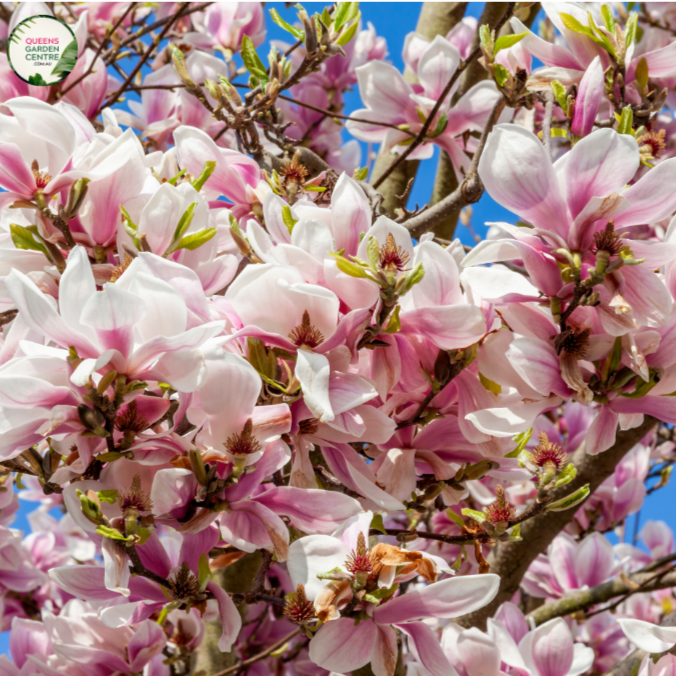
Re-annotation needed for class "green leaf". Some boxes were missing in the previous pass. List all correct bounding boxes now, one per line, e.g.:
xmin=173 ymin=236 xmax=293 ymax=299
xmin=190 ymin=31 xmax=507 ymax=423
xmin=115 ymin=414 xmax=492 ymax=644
xmin=617 ymin=105 xmax=634 ymax=135
xmin=336 ymin=14 xmax=360 ymax=46
xmin=383 ymin=305 xmax=401 ymax=334
xmin=241 ymin=35 xmax=269 ymax=85
xmin=505 ymin=428 xmax=533 ymax=458
xmin=493 ymin=64 xmax=510 ymax=88
xmin=304 ymin=184 xmax=327 ymax=192
xmin=551 ymin=80 xmax=568 ymax=113
xmin=329 ymin=252 xmax=375 ymax=281
xmin=479 ymin=372 xmax=501 ymax=395
xmin=494 ymin=31 xmax=528 ymax=55
xmin=370 ymin=513 xmax=386 ymax=535
xmin=400 ymin=261 xmax=425 ymax=294
xmin=461 ymin=508 xmax=486 ymax=523
xmin=600 ymin=5 xmax=615 ymax=32
xmin=509 ymin=523 xmax=522 ymax=541
xmin=545 ymin=484 xmax=590 ymax=512
xmin=97 ymin=489 xmax=119 ymax=504
xmin=120 ymin=206 xmax=142 ymax=249
xmin=198 ymin=552 xmax=212 ymax=587
xmin=10 ymin=224 xmax=49 ymax=257
xmin=550 ymin=128 xmax=569 ymax=138
xmin=191 ymin=161 xmax=216 ymax=192
xmin=367 ymin=236 xmax=379 ymax=269
xmin=559 ymin=13 xmax=610 ymax=52
xmin=96 ymin=525 xmax=133 ymax=541
xmin=167 ymin=168 xmax=187 ymax=186
xmin=173 ymin=228 xmax=217 ymax=251
xmin=51 ymin=38 xmax=78 ymax=76
xmin=445 ymin=508 xmax=465 ymax=528
xmin=353 ymin=166 xmax=368 ymax=181
xmin=269 ymin=8 xmax=304 ymax=40
xmin=282 ymin=205 xmax=298 ymax=234
xmin=172 ymin=202 xmax=197 ymax=244
xmin=248 ymin=337 xmax=278 ymax=380
xmin=624 ymin=12 xmax=639 ymax=47
xmin=636 ymin=56 xmax=649 ymax=92
xmin=333 ymin=2 xmax=359 ymax=30
xmin=553 ymin=463 xmax=577 ymax=488
xmin=27 ymin=73 xmax=48 ymax=86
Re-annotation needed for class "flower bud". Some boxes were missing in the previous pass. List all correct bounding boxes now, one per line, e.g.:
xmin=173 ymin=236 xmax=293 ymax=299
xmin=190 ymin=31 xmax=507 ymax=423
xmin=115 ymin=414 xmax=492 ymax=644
xmin=77 ymin=489 xmax=103 ymax=525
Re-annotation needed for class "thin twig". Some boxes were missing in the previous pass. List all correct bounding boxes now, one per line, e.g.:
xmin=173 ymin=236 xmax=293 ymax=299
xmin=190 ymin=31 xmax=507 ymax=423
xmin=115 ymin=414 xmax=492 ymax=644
xmin=59 ymin=3 xmax=137 ymax=96
xmin=95 ymin=3 xmax=190 ymax=117
xmin=211 ymin=628 xmax=301 ymax=676
xmin=372 ymin=2 xmax=516 ymax=189
xmin=404 ymin=95 xmax=507 ymax=238
xmin=111 ymin=2 xmax=212 ymax=53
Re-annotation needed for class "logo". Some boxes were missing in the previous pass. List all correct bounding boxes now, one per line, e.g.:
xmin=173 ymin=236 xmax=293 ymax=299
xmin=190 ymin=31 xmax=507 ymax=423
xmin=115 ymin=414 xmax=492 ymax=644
xmin=7 ymin=15 xmax=78 ymax=86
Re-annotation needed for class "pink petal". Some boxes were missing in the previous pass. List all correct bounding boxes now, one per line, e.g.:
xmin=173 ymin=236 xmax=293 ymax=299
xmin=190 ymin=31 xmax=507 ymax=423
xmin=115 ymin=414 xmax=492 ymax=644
xmin=614 ymin=158 xmax=676 ymax=227
xmin=456 ymin=627 xmax=501 ymax=676
xmin=524 ymin=618 xmax=574 ymax=676
xmin=400 ymin=304 xmax=486 ymax=350
xmin=398 ymin=621 xmax=456 ymax=676
xmin=128 ymin=620 xmax=166 ymax=671
xmin=570 ymin=56 xmax=603 ymax=137
xmin=584 ymin=405 xmax=618 ymax=455
xmin=371 ymin=624 xmax=399 ymax=676
xmin=256 ymin=486 xmax=362 ymax=535
xmin=618 ymin=619 xmax=676 ymax=653
xmin=558 ymin=128 xmax=639 ymax=222
xmin=330 ymin=173 xmax=371 ymax=256
xmin=10 ymin=618 xmax=51 ymax=668
xmin=206 ymin=580 xmax=242 ymax=652
xmin=373 ymin=573 xmax=500 ymax=624
xmin=574 ymin=532 xmax=614 ymax=587
xmin=507 ymin=337 xmax=569 ymax=397
xmin=309 ymin=617 xmax=376 ymax=673
xmin=0 ymin=143 xmax=35 ymax=194
xmin=81 ymin=283 xmax=147 ymax=356
xmin=478 ymin=124 xmax=569 ymax=234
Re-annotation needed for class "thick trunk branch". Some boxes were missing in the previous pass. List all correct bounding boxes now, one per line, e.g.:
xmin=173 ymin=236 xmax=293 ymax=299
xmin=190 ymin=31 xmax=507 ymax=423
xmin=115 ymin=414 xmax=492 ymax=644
xmin=527 ymin=565 xmax=676 ymax=626
xmin=455 ymin=416 xmax=658 ymax=630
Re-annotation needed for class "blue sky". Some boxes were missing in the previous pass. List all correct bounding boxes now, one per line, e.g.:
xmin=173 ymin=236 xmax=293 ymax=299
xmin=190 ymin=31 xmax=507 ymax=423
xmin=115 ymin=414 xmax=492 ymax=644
xmin=1 ymin=0 xmax=671 ymax=657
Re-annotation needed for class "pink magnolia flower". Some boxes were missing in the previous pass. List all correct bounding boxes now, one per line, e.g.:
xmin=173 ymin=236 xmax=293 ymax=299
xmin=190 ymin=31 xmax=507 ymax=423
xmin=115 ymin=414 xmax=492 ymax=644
xmin=442 ymin=614 xmax=594 ymax=676
xmin=308 ymin=573 xmax=500 ymax=676
xmin=183 ymin=3 xmax=266 ymax=53
xmin=347 ymin=35 xmax=508 ymax=177
xmin=113 ymin=64 xmax=180 ymax=149
xmin=174 ymin=125 xmax=265 ymax=219
xmin=523 ymin=532 xmax=616 ymax=598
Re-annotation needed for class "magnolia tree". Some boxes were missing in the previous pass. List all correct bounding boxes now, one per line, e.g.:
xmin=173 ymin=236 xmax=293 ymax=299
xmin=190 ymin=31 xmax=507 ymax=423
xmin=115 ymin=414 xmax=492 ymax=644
xmin=3 ymin=1 xmax=676 ymax=674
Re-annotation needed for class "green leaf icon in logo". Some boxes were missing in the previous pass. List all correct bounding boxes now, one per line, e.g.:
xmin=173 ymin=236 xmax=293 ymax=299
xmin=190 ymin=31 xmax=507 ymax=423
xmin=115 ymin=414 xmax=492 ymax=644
xmin=27 ymin=73 xmax=48 ymax=86
xmin=51 ymin=38 xmax=78 ymax=77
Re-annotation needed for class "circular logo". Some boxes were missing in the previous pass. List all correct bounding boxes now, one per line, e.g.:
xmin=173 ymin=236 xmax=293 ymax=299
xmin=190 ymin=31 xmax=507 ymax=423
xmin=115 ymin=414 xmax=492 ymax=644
xmin=7 ymin=15 xmax=78 ymax=86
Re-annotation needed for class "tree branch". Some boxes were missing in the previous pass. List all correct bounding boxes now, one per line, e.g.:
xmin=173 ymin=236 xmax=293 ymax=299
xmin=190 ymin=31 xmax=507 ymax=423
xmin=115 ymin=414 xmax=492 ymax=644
xmin=455 ymin=415 xmax=658 ymax=630
xmin=527 ymin=566 xmax=676 ymax=626
xmin=372 ymin=3 xmax=515 ymax=191
xmin=210 ymin=628 xmax=301 ymax=676
xmin=404 ymin=95 xmax=506 ymax=239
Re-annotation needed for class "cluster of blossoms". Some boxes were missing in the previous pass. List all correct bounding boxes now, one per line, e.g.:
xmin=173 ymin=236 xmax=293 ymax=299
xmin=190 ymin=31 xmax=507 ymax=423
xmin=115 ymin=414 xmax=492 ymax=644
xmin=2 ymin=2 xmax=676 ymax=675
